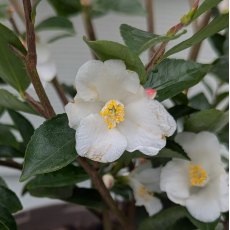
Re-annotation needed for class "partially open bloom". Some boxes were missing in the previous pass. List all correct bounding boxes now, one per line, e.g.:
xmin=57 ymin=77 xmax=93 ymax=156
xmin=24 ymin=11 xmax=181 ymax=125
xmin=129 ymin=162 xmax=162 ymax=216
xmin=65 ymin=60 xmax=176 ymax=162
xmin=102 ymin=174 xmax=115 ymax=189
xmin=218 ymin=0 xmax=229 ymax=14
xmin=160 ymin=132 xmax=229 ymax=222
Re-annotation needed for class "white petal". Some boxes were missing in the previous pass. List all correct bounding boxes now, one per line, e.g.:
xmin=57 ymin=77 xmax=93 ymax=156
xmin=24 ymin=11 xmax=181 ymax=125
xmin=129 ymin=178 xmax=162 ymax=216
xmin=175 ymin=132 xmax=221 ymax=172
xmin=37 ymin=60 xmax=57 ymax=82
xmin=219 ymin=173 xmax=229 ymax=212
xmin=65 ymin=98 xmax=102 ymax=129
xmin=160 ymin=159 xmax=190 ymax=205
xmin=118 ymin=98 xmax=176 ymax=155
xmin=186 ymin=182 xmax=221 ymax=222
xmin=36 ymin=43 xmax=51 ymax=64
xmin=76 ymin=114 xmax=127 ymax=162
xmin=75 ymin=60 xmax=140 ymax=102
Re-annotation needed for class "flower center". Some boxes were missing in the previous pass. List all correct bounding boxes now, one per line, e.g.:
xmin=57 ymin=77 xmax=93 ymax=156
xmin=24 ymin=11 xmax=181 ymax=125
xmin=189 ymin=164 xmax=208 ymax=187
xmin=137 ymin=185 xmax=153 ymax=200
xmin=100 ymin=100 xmax=125 ymax=129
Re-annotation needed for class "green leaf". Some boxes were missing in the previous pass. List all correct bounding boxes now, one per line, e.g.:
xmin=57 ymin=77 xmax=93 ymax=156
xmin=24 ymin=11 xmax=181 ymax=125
xmin=0 ymin=89 xmax=37 ymax=114
xmin=35 ymin=16 xmax=75 ymax=34
xmin=92 ymin=0 xmax=145 ymax=16
xmin=156 ymin=148 xmax=189 ymax=160
xmin=184 ymin=109 xmax=229 ymax=133
xmin=48 ymin=33 xmax=74 ymax=43
xmin=189 ymin=93 xmax=211 ymax=110
xmin=0 ymin=205 xmax=17 ymax=230
xmin=26 ymin=165 xmax=88 ymax=189
xmin=139 ymin=206 xmax=218 ymax=230
xmin=0 ymin=23 xmax=30 ymax=93
xmin=0 ymin=124 xmax=18 ymax=149
xmin=20 ymin=114 xmax=76 ymax=181
xmin=84 ymin=37 xmax=147 ymax=84
xmin=0 ymin=4 xmax=8 ymax=19
xmin=31 ymin=0 xmax=42 ymax=23
xmin=211 ymin=55 xmax=229 ymax=82
xmin=168 ymin=105 xmax=198 ymax=119
xmin=62 ymin=83 xmax=77 ymax=98
xmin=47 ymin=0 xmax=82 ymax=17
xmin=145 ymin=59 xmax=210 ymax=101
xmin=209 ymin=33 xmax=226 ymax=55
xmin=0 ymin=145 xmax=23 ymax=158
xmin=0 ymin=177 xmax=7 ymax=188
xmin=120 ymin=24 xmax=186 ymax=54
xmin=163 ymin=13 xmax=229 ymax=59
xmin=27 ymin=186 xmax=105 ymax=210
xmin=0 ymin=186 xmax=22 ymax=213
xmin=8 ymin=110 xmax=34 ymax=146
xmin=193 ymin=0 xmax=222 ymax=20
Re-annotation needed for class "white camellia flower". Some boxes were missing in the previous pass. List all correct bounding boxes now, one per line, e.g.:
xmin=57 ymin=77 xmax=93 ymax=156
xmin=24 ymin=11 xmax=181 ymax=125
xmin=65 ymin=60 xmax=176 ymax=162
xmin=160 ymin=131 xmax=229 ymax=222
xmin=29 ymin=43 xmax=57 ymax=90
xmin=129 ymin=162 xmax=162 ymax=216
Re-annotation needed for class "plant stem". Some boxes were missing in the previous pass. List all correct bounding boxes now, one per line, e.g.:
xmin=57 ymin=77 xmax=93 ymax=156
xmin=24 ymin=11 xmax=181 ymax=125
xmin=145 ymin=0 xmax=155 ymax=59
xmin=23 ymin=0 xmax=55 ymax=119
xmin=102 ymin=210 xmax=112 ymax=230
xmin=9 ymin=15 xmax=21 ymax=36
xmin=188 ymin=11 xmax=212 ymax=61
xmin=0 ymin=160 xmax=22 ymax=170
xmin=77 ymin=156 xmax=129 ymax=230
xmin=51 ymin=77 xmax=69 ymax=106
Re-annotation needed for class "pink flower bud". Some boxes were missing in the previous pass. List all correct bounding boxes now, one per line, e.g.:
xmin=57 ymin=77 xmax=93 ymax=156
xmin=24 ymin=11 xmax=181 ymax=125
xmin=145 ymin=88 xmax=157 ymax=99
xmin=102 ymin=174 xmax=114 ymax=189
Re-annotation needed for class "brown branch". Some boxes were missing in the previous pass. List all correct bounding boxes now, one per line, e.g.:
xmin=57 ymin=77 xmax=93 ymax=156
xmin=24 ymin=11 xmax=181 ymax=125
xmin=0 ymin=160 xmax=23 ymax=171
xmin=188 ymin=11 xmax=212 ymax=61
xmin=145 ymin=0 xmax=155 ymax=59
xmin=9 ymin=16 xmax=21 ymax=36
xmin=51 ymin=77 xmax=69 ymax=106
xmin=23 ymin=0 xmax=55 ymax=119
xmin=77 ymin=156 xmax=129 ymax=230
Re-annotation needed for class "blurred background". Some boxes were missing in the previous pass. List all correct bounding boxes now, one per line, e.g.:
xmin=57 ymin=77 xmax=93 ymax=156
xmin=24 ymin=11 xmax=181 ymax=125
xmin=0 ymin=0 xmax=222 ymax=211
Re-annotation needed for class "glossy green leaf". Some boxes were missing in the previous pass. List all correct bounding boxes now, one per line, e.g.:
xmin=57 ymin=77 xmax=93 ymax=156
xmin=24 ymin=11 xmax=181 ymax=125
xmin=120 ymin=24 xmax=186 ymax=54
xmin=84 ymin=37 xmax=147 ymax=84
xmin=145 ymin=59 xmax=210 ymax=101
xmin=35 ymin=16 xmax=75 ymax=34
xmin=209 ymin=33 xmax=226 ymax=55
xmin=184 ymin=109 xmax=229 ymax=133
xmin=211 ymin=55 xmax=229 ymax=82
xmin=92 ymin=0 xmax=145 ymax=16
xmin=26 ymin=165 xmax=88 ymax=189
xmin=0 ymin=205 xmax=17 ymax=230
xmin=0 ymin=89 xmax=37 ymax=114
xmin=168 ymin=105 xmax=198 ymax=119
xmin=0 ymin=4 xmax=8 ymax=19
xmin=8 ymin=110 xmax=34 ymax=146
xmin=20 ymin=114 xmax=76 ymax=181
xmin=0 ymin=186 xmax=22 ymax=213
xmin=27 ymin=186 xmax=105 ymax=210
xmin=156 ymin=148 xmax=189 ymax=160
xmin=0 ymin=124 xmax=18 ymax=149
xmin=163 ymin=13 xmax=228 ymax=59
xmin=62 ymin=83 xmax=77 ymax=98
xmin=0 ymin=23 xmax=30 ymax=93
xmin=189 ymin=93 xmax=211 ymax=110
xmin=47 ymin=0 xmax=82 ymax=17
xmin=139 ymin=206 xmax=218 ymax=230
xmin=0 ymin=145 xmax=23 ymax=158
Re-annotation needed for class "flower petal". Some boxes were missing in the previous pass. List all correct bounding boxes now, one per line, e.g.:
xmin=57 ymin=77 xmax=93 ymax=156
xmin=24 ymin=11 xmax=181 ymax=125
xmin=76 ymin=114 xmax=127 ymax=162
xmin=118 ymin=98 xmax=176 ymax=155
xmin=65 ymin=98 xmax=102 ymax=129
xmin=37 ymin=60 xmax=57 ymax=82
xmin=75 ymin=60 xmax=140 ymax=102
xmin=160 ymin=159 xmax=190 ymax=205
xmin=219 ymin=173 xmax=229 ymax=212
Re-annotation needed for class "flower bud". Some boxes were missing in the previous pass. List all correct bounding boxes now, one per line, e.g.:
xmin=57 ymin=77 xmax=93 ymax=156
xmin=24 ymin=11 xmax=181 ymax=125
xmin=102 ymin=174 xmax=114 ymax=189
xmin=145 ymin=88 xmax=157 ymax=99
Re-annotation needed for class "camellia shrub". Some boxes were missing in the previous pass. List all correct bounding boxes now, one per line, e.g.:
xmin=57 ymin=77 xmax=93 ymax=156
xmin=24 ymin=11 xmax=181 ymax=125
xmin=0 ymin=0 xmax=228 ymax=229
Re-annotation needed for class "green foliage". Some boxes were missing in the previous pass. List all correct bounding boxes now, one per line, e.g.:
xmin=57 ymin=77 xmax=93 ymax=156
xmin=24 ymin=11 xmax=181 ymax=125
xmin=145 ymin=59 xmax=210 ymax=101
xmin=0 ymin=205 xmax=17 ymax=230
xmin=0 ymin=124 xmax=18 ymax=149
xmin=0 ymin=4 xmax=8 ymax=19
xmin=8 ymin=110 xmax=34 ymax=146
xmin=184 ymin=109 xmax=229 ymax=133
xmin=20 ymin=114 xmax=76 ymax=181
xmin=139 ymin=206 xmax=218 ymax=230
xmin=0 ymin=89 xmax=37 ymax=114
xmin=25 ymin=165 xmax=89 ymax=189
xmin=189 ymin=93 xmax=211 ymax=110
xmin=0 ymin=146 xmax=23 ymax=158
xmin=0 ymin=23 xmax=30 ymax=93
xmin=163 ymin=13 xmax=229 ymax=59
xmin=120 ymin=24 xmax=186 ymax=55
xmin=84 ymin=37 xmax=147 ymax=84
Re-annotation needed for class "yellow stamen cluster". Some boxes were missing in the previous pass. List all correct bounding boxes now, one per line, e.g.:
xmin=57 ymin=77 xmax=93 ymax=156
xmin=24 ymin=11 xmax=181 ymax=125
xmin=100 ymin=100 xmax=125 ymax=129
xmin=189 ymin=164 xmax=208 ymax=187
xmin=137 ymin=185 xmax=153 ymax=200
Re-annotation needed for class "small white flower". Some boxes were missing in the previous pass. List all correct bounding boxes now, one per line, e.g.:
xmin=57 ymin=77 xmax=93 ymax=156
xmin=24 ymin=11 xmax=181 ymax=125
xmin=160 ymin=131 xmax=229 ymax=222
xmin=102 ymin=174 xmax=114 ymax=189
xmin=65 ymin=60 xmax=176 ymax=162
xmin=218 ymin=0 xmax=229 ymax=14
xmin=129 ymin=162 xmax=162 ymax=216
